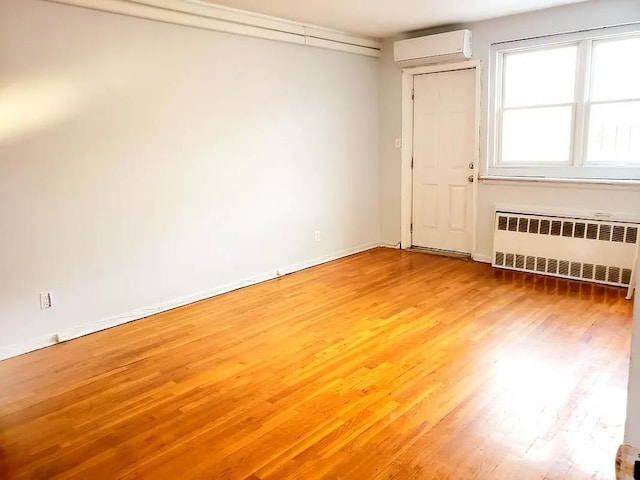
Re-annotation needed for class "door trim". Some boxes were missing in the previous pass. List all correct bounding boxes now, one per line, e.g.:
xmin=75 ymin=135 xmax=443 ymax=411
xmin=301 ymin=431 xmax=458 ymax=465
xmin=400 ymin=60 xmax=481 ymax=253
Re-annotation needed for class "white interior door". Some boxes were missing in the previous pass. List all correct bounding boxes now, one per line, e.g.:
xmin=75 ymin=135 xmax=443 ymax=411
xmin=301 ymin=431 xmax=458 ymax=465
xmin=411 ymin=69 xmax=475 ymax=253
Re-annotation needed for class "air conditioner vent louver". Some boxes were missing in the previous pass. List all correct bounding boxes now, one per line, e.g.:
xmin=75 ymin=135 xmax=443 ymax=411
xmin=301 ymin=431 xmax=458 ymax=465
xmin=493 ymin=212 xmax=638 ymax=288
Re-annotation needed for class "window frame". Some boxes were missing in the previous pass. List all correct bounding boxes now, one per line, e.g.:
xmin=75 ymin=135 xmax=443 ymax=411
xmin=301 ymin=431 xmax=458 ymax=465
xmin=487 ymin=25 xmax=640 ymax=181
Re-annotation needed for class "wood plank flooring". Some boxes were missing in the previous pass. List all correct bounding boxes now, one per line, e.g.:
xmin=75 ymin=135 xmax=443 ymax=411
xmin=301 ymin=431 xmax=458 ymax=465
xmin=0 ymin=248 xmax=633 ymax=479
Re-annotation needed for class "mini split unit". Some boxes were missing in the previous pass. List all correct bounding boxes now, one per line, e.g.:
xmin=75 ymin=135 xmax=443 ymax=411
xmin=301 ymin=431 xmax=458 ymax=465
xmin=394 ymin=30 xmax=472 ymax=66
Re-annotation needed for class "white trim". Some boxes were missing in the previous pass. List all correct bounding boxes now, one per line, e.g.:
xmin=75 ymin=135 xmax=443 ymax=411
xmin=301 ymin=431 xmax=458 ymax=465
xmin=472 ymin=253 xmax=493 ymax=264
xmin=480 ymin=175 xmax=640 ymax=188
xmin=0 ymin=242 xmax=378 ymax=361
xmin=400 ymin=60 xmax=481 ymax=255
xmin=45 ymin=0 xmax=381 ymax=57
xmin=303 ymin=26 xmax=380 ymax=50
xmin=304 ymin=37 xmax=380 ymax=57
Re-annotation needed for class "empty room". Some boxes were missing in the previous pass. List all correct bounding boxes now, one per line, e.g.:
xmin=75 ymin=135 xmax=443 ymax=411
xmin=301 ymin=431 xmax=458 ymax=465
xmin=1 ymin=0 xmax=640 ymax=478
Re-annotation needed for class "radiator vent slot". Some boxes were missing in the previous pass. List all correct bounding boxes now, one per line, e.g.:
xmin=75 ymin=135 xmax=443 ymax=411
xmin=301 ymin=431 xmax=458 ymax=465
xmin=493 ymin=212 xmax=638 ymax=288
xmin=583 ymin=264 xmax=594 ymax=280
xmin=526 ymin=256 xmax=535 ymax=270
xmin=570 ymin=262 xmax=581 ymax=278
xmin=506 ymin=253 xmax=515 ymax=268
xmin=559 ymin=260 xmax=570 ymax=277
xmin=613 ymin=226 xmax=625 ymax=242
xmin=494 ymin=213 xmax=639 ymax=244
xmin=540 ymin=220 xmax=550 ymax=235
xmin=608 ymin=267 xmax=620 ymax=284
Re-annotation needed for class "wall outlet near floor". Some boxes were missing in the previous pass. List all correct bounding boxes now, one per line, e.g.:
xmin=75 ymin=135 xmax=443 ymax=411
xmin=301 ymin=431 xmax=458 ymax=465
xmin=394 ymin=138 xmax=402 ymax=148
xmin=315 ymin=231 xmax=321 ymax=242
xmin=40 ymin=292 xmax=52 ymax=310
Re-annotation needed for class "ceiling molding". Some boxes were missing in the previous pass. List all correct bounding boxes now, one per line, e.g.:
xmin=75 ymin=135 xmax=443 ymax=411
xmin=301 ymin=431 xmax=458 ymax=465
xmin=44 ymin=0 xmax=382 ymax=57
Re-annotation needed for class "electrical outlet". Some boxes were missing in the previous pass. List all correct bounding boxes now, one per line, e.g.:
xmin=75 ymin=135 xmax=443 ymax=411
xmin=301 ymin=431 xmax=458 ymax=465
xmin=394 ymin=138 xmax=402 ymax=148
xmin=315 ymin=231 xmax=321 ymax=242
xmin=40 ymin=292 xmax=52 ymax=310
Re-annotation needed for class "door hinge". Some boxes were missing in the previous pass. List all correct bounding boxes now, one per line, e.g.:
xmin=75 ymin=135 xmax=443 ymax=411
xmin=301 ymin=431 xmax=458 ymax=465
xmin=411 ymin=157 xmax=414 ymax=168
xmin=410 ymin=223 xmax=413 ymax=233
xmin=411 ymin=89 xmax=415 ymax=101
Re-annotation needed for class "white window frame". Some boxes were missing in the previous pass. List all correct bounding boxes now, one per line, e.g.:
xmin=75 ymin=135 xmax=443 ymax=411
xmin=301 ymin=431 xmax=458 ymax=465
xmin=487 ymin=25 xmax=640 ymax=181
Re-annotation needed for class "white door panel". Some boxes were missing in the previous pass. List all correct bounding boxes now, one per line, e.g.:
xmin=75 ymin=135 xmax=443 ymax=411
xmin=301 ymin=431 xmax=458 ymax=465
xmin=421 ymin=185 xmax=438 ymax=227
xmin=412 ymin=69 xmax=475 ymax=253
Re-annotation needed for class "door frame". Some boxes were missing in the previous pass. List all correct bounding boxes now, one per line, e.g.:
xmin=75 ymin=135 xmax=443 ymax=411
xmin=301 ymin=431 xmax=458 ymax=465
xmin=400 ymin=60 xmax=481 ymax=253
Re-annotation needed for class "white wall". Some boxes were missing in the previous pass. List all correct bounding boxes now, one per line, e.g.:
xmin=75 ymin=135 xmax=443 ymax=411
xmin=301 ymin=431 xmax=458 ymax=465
xmin=0 ymin=0 xmax=379 ymax=358
xmin=378 ymin=0 xmax=640 ymax=255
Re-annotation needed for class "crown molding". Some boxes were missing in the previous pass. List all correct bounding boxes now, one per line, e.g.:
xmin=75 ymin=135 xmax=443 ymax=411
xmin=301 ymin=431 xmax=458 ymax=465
xmin=44 ymin=0 xmax=382 ymax=57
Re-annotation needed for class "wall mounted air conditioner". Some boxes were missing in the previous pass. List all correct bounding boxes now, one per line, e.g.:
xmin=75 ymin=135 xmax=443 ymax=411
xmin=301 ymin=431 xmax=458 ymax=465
xmin=394 ymin=30 xmax=472 ymax=67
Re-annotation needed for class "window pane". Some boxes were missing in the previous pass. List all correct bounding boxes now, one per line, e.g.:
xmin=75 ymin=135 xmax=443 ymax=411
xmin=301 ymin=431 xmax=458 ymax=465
xmin=590 ymin=36 xmax=640 ymax=102
xmin=503 ymin=46 xmax=577 ymax=107
xmin=586 ymin=101 xmax=640 ymax=164
xmin=501 ymin=106 xmax=573 ymax=163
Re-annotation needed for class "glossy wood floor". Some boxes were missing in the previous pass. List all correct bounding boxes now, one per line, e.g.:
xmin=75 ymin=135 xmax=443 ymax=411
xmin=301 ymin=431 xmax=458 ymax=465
xmin=0 ymin=249 xmax=633 ymax=479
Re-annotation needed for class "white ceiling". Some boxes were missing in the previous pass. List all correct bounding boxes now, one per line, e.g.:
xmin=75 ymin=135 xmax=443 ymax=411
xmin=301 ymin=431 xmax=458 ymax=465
xmin=205 ymin=0 xmax=590 ymax=38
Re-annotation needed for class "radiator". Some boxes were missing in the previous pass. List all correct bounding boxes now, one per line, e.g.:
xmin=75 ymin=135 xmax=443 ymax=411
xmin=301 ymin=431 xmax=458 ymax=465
xmin=492 ymin=211 xmax=639 ymax=288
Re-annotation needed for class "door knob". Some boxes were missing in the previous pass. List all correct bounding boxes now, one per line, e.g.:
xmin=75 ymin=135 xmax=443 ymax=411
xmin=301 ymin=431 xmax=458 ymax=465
xmin=469 ymin=162 xmax=474 ymax=169
xmin=468 ymin=175 xmax=474 ymax=183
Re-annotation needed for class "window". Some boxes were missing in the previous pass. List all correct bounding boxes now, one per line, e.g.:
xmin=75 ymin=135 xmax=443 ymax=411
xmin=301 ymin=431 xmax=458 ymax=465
xmin=489 ymin=28 xmax=640 ymax=180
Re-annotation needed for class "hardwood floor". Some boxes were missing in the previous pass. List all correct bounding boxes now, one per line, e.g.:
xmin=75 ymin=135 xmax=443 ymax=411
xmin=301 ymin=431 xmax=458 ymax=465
xmin=0 ymin=248 xmax=632 ymax=479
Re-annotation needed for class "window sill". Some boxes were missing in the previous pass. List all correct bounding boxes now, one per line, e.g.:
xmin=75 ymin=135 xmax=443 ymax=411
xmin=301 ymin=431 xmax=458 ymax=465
xmin=479 ymin=175 xmax=640 ymax=188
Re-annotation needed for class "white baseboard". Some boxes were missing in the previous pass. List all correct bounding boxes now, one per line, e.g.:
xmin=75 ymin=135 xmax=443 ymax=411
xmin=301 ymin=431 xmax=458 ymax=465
xmin=472 ymin=253 xmax=493 ymax=264
xmin=378 ymin=241 xmax=401 ymax=249
xmin=0 ymin=242 xmax=378 ymax=361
